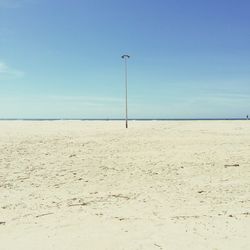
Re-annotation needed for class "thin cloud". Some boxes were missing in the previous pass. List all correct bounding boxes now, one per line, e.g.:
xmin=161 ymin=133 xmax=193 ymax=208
xmin=0 ymin=95 xmax=123 ymax=104
xmin=48 ymin=95 xmax=123 ymax=103
xmin=0 ymin=61 xmax=24 ymax=79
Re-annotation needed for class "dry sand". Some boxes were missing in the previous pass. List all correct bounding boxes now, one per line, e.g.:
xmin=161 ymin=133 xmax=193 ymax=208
xmin=0 ymin=121 xmax=250 ymax=250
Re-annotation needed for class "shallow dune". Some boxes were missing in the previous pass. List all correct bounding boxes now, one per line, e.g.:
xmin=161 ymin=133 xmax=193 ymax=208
xmin=0 ymin=121 xmax=250 ymax=250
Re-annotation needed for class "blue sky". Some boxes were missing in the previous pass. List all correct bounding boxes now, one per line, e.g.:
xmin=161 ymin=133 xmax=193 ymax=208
xmin=0 ymin=0 xmax=249 ymax=118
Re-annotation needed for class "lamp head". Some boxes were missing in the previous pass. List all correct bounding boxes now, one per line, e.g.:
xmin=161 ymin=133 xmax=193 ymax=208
xmin=121 ymin=55 xmax=130 ymax=59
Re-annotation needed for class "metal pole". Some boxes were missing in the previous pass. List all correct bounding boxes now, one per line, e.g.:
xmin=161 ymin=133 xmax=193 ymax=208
xmin=125 ymin=57 xmax=128 ymax=128
xmin=122 ymin=55 xmax=130 ymax=128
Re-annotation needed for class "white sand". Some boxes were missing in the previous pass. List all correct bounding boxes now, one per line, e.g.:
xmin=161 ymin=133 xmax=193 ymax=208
xmin=0 ymin=121 xmax=250 ymax=250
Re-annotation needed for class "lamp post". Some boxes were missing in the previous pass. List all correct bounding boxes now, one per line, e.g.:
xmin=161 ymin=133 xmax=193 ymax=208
xmin=121 ymin=54 xmax=130 ymax=128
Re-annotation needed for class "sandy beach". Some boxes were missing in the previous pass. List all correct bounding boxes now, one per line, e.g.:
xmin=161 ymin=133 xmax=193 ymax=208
xmin=0 ymin=121 xmax=249 ymax=250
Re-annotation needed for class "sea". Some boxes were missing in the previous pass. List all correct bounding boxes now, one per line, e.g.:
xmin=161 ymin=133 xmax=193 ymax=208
xmin=0 ymin=118 xmax=248 ymax=121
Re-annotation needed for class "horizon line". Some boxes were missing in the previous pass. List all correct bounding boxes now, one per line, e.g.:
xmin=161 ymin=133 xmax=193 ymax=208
xmin=0 ymin=118 xmax=248 ymax=121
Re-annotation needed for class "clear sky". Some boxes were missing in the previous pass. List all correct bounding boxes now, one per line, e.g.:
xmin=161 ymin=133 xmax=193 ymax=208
xmin=0 ymin=0 xmax=249 ymax=119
